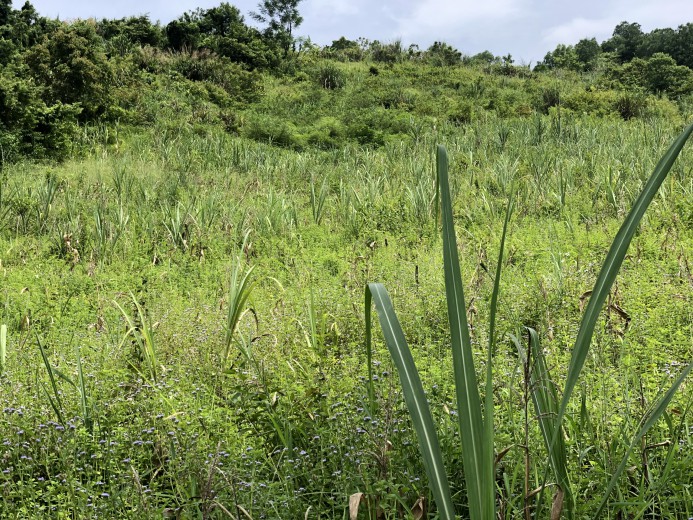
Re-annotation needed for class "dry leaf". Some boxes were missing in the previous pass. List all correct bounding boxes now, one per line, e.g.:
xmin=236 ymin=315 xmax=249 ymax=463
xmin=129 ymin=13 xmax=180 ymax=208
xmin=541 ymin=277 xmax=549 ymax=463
xmin=495 ymin=445 xmax=513 ymax=466
xmin=551 ymin=487 xmax=564 ymax=520
xmin=349 ymin=492 xmax=365 ymax=520
xmin=579 ymin=290 xmax=592 ymax=312
xmin=411 ymin=496 xmax=426 ymax=520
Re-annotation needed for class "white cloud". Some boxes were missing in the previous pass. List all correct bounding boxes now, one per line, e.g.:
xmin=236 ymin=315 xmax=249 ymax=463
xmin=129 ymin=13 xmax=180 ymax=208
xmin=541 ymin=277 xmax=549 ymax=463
xmin=307 ymin=0 xmax=362 ymax=17
xmin=394 ymin=0 xmax=526 ymax=40
xmin=542 ymin=17 xmax=616 ymax=47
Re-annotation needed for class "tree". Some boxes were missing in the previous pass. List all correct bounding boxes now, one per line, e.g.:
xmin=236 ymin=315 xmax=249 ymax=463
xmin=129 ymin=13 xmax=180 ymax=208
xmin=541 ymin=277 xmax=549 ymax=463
xmin=166 ymin=4 xmax=276 ymax=69
xmin=25 ymin=21 xmax=113 ymax=120
xmin=97 ymin=15 xmax=163 ymax=49
xmin=536 ymin=44 xmax=579 ymax=71
xmin=671 ymin=23 xmax=693 ymax=68
xmin=166 ymin=11 xmax=202 ymax=51
xmin=425 ymin=41 xmax=461 ymax=66
xmin=325 ymin=36 xmax=362 ymax=61
xmin=643 ymin=52 xmax=692 ymax=96
xmin=0 ymin=0 xmax=11 ymax=27
xmin=602 ymin=21 xmax=644 ymax=62
xmin=250 ymin=0 xmax=303 ymax=56
xmin=575 ymin=38 xmax=601 ymax=70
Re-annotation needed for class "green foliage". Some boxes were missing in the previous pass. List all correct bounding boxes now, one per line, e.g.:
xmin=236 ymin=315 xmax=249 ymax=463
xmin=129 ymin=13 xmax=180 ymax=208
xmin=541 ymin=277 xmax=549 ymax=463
xmin=316 ymin=61 xmax=346 ymax=89
xmin=25 ymin=21 xmax=112 ymax=120
xmin=608 ymin=53 xmax=693 ymax=97
xmin=537 ymin=43 xmax=581 ymax=72
xmin=168 ymin=50 xmax=263 ymax=103
xmin=324 ymin=36 xmax=363 ymax=62
xmin=603 ymin=21 xmax=645 ymax=63
xmin=369 ymin=39 xmax=404 ymax=64
xmin=366 ymin=128 xmax=693 ymax=518
xmin=575 ymin=37 xmax=602 ymax=71
xmin=425 ymin=41 xmax=461 ymax=67
xmin=0 ymin=8 xmax=692 ymax=516
xmin=250 ymin=0 xmax=304 ymax=57
xmin=97 ymin=15 xmax=164 ymax=50
xmin=166 ymin=3 xmax=277 ymax=69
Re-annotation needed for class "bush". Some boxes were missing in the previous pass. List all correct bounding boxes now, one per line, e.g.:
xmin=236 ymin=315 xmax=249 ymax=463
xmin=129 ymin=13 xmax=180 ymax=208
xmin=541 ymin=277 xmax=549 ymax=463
xmin=447 ymin=100 xmax=474 ymax=125
xmin=614 ymin=91 xmax=647 ymax=120
xmin=307 ymin=116 xmax=345 ymax=148
xmin=316 ymin=62 xmax=346 ymax=90
xmin=242 ymin=114 xmax=306 ymax=149
xmin=169 ymin=50 xmax=262 ymax=103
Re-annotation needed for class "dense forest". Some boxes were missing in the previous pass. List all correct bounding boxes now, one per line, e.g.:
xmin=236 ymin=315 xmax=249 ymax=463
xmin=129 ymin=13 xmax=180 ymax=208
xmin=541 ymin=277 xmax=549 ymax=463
xmin=0 ymin=1 xmax=692 ymax=519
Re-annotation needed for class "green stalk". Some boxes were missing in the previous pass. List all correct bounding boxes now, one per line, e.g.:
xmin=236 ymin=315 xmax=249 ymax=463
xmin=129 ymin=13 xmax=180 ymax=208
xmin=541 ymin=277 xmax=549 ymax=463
xmin=76 ymin=346 xmax=93 ymax=434
xmin=484 ymin=195 xmax=513 ymax=504
xmin=36 ymin=334 xmax=65 ymax=425
xmin=518 ymin=328 xmax=574 ymax=518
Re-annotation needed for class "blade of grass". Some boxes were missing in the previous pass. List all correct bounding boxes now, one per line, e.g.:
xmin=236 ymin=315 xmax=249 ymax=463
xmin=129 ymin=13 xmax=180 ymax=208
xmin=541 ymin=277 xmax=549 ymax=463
xmin=36 ymin=334 xmax=65 ymax=425
xmin=593 ymin=360 xmax=693 ymax=518
xmin=484 ymin=194 xmax=514 ymax=513
xmin=557 ymin=123 xmax=693 ymax=429
xmin=76 ymin=346 xmax=93 ymax=434
xmin=526 ymin=328 xmax=573 ymax=519
xmin=366 ymin=283 xmax=455 ymax=520
xmin=438 ymin=144 xmax=493 ymax=520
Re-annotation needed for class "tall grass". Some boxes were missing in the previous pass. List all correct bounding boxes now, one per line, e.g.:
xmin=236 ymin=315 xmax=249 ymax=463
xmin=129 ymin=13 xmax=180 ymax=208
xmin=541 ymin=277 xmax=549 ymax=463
xmin=366 ymin=124 xmax=693 ymax=518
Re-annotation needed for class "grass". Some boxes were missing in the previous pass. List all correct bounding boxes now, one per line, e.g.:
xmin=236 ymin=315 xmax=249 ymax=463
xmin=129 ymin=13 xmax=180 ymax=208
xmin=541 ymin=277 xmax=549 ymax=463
xmin=366 ymin=126 xmax=692 ymax=518
xmin=0 ymin=76 xmax=690 ymax=517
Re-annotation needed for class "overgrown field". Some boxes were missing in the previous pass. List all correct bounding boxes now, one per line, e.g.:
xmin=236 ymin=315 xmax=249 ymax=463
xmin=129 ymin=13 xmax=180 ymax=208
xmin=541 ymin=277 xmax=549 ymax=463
xmin=0 ymin=104 xmax=692 ymax=517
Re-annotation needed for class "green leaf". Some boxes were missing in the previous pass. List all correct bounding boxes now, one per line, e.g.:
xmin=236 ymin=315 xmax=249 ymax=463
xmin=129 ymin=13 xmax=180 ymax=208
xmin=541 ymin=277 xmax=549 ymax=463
xmin=438 ymin=144 xmax=494 ymax=520
xmin=36 ymin=334 xmax=65 ymax=425
xmin=521 ymin=328 xmax=574 ymax=518
xmin=553 ymin=123 xmax=693 ymax=455
xmin=535 ymin=122 xmax=693 ymax=516
xmin=593 ymin=360 xmax=693 ymax=518
xmin=365 ymin=283 xmax=455 ymax=520
xmin=0 ymin=324 xmax=6 ymax=372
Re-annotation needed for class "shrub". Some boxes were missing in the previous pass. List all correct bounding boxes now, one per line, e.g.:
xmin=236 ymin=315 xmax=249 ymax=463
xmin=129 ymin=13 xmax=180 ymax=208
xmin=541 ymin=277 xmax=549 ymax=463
xmin=614 ymin=91 xmax=647 ymax=120
xmin=316 ymin=62 xmax=345 ymax=90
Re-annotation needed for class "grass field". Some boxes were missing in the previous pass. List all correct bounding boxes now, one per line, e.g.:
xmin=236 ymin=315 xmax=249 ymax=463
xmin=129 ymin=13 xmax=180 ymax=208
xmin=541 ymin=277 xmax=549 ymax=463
xmin=0 ymin=67 xmax=692 ymax=518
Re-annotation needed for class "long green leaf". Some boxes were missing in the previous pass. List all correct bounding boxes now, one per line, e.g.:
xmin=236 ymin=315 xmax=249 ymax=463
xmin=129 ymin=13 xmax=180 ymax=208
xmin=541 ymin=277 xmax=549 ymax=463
xmin=526 ymin=328 xmax=574 ymax=518
xmin=36 ymin=334 xmax=65 ymax=425
xmin=593 ymin=360 xmax=693 ymax=518
xmin=224 ymin=230 xmax=255 ymax=365
xmin=365 ymin=283 xmax=455 ymax=520
xmin=484 ymin=195 xmax=513 ymax=511
xmin=76 ymin=346 xmax=93 ymax=434
xmin=554 ymin=123 xmax=693 ymax=454
xmin=438 ymin=145 xmax=493 ymax=519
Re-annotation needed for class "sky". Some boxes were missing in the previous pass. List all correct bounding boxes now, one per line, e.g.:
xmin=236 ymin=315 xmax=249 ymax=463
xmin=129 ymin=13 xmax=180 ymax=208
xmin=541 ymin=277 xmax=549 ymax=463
xmin=12 ymin=0 xmax=693 ymax=65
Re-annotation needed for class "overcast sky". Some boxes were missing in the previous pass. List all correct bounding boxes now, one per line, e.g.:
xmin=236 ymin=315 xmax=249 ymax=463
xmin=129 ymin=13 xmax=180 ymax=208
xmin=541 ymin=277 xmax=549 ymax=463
xmin=13 ymin=0 xmax=693 ymax=65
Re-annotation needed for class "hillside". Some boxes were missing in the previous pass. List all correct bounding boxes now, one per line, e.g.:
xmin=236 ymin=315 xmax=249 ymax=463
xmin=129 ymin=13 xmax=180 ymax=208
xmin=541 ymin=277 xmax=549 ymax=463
xmin=0 ymin=2 xmax=692 ymax=519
